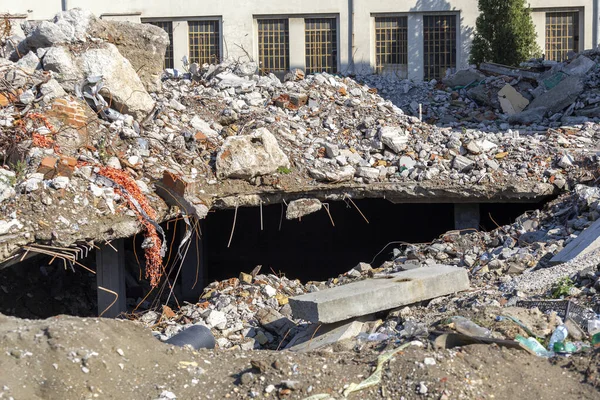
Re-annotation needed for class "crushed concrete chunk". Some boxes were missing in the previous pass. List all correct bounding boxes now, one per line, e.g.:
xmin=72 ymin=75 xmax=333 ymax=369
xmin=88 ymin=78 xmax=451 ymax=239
xmin=286 ymin=199 xmax=322 ymax=220
xmin=216 ymin=128 xmax=290 ymax=180
xmin=379 ymin=126 xmax=408 ymax=153
xmin=498 ymin=84 xmax=529 ymax=115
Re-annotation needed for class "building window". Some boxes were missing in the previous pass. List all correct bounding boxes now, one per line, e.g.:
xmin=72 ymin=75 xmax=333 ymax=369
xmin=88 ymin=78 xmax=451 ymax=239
xmin=545 ymin=12 xmax=579 ymax=61
xmin=147 ymin=21 xmax=174 ymax=69
xmin=423 ymin=15 xmax=457 ymax=81
xmin=375 ymin=16 xmax=408 ymax=75
xmin=188 ymin=20 xmax=220 ymax=65
xmin=305 ymin=18 xmax=337 ymax=74
xmin=257 ymin=19 xmax=290 ymax=75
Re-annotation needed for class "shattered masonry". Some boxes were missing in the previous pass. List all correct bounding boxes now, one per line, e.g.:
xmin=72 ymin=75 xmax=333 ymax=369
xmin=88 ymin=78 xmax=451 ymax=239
xmin=0 ymin=9 xmax=599 ymax=361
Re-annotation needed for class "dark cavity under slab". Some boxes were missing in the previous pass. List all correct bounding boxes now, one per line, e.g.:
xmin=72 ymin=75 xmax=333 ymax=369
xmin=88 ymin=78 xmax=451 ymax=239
xmin=204 ymin=199 xmax=542 ymax=283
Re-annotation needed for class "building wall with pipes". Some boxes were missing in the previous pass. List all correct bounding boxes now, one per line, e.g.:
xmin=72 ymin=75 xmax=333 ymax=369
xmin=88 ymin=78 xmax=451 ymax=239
xmin=3 ymin=0 xmax=597 ymax=80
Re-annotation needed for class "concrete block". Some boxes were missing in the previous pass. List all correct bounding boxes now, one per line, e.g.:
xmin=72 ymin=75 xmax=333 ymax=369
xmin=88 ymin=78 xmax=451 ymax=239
xmin=550 ymin=218 xmax=600 ymax=265
xmin=287 ymin=321 xmax=364 ymax=352
xmin=289 ymin=265 xmax=469 ymax=323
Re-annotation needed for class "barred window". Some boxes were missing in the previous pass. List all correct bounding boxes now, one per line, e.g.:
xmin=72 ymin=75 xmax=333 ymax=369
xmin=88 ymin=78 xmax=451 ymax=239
xmin=305 ymin=18 xmax=337 ymax=74
xmin=188 ymin=20 xmax=220 ymax=65
xmin=546 ymin=12 xmax=579 ymax=62
xmin=257 ymin=19 xmax=290 ymax=74
xmin=375 ymin=16 xmax=408 ymax=74
xmin=147 ymin=21 xmax=174 ymax=69
xmin=423 ymin=15 xmax=457 ymax=80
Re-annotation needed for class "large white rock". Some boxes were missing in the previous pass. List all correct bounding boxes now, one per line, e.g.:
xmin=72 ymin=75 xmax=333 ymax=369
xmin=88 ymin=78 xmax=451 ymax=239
xmin=41 ymin=47 xmax=81 ymax=90
xmin=216 ymin=128 xmax=290 ymax=179
xmin=78 ymin=44 xmax=155 ymax=120
xmin=379 ymin=126 xmax=409 ymax=153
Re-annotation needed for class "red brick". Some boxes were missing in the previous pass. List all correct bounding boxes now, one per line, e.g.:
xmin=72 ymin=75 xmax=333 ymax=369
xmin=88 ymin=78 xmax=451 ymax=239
xmin=162 ymin=170 xmax=189 ymax=197
xmin=56 ymin=156 xmax=77 ymax=177
xmin=37 ymin=156 xmax=58 ymax=179
xmin=195 ymin=132 xmax=207 ymax=142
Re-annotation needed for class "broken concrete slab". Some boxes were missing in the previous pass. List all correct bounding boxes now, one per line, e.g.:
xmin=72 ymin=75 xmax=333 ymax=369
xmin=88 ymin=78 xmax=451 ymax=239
xmin=498 ymin=84 xmax=529 ymax=115
xmin=443 ymin=69 xmax=486 ymax=88
xmin=87 ymin=20 xmax=169 ymax=93
xmin=286 ymin=321 xmax=364 ymax=352
xmin=527 ymin=75 xmax=585 ymax=114
xmin=256 ymin=307 xmax=295 ymax=338
xmin=216 ymin=128 xmax=290 ymax=180
xmin=286 ymin=198 xmax=322 ymax=220
xmin=78 ymin=44 xmax=155 ymax=120
xmin=563 ymin=55 xmax=596 ymax=76
xmin=550 ymin=218 xmax=600 ymax=265
xmin=289 ymin=265 xmax=470 ymax=324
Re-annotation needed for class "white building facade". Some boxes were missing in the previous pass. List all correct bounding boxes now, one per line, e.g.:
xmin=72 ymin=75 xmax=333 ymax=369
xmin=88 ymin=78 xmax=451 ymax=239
xmin=4 ymin=0 xmax=597 ymax=80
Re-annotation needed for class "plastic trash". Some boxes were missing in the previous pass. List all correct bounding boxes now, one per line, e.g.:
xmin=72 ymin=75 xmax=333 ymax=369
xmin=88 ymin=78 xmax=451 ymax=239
xmin=358 ymin=332 xmax=389 ymax=342
xmin=496 ymin=315 xmax=539 ymax=338
xmin=592 ymin=332 xmax=600 ymax=349
xmin=553 ymin=341 xmax=578 ymax=354
xmin=548 ymin=325 xmax=568 ymax=352
xmin=450 ymin=316 xmax=492 ymax=338
xmin=165 ymin=325 xmax=215 ymax=350
xmin=516 ymin=335 xmax=554 ymax=357
xmin=588 ymin=317 xmax=600 ymax=335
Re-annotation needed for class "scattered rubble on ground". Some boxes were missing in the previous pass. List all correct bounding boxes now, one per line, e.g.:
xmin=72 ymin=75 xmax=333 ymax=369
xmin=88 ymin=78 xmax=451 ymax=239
xmin=1 ymin=8 xmax=600 ymax=399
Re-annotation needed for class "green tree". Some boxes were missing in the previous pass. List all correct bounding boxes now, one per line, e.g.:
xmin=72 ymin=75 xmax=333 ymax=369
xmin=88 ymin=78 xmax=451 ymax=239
xmin=469 ymin=0 xmax=542 ymax=66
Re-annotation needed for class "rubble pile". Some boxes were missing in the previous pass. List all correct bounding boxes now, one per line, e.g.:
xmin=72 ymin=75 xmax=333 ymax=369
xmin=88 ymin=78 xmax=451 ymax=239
xmin=1 ymin=10 xmax=600 ymax=266
xmin=0 ymin=7 xmax=599 ymax=362
xmin=360 ymin=55 xmax=600 ymax=129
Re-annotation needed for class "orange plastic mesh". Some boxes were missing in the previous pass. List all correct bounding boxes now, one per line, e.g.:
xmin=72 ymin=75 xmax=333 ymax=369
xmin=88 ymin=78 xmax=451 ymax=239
xmin=98 ymin=166 xmax=163 ymax=287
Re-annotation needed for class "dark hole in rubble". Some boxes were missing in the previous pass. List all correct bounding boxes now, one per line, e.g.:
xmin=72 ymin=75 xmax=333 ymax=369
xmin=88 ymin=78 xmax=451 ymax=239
xmin=395 ymin=278 xmax=412 ymax=283
xmin=205 ymin=198 xmax=545 ymax=283
xmin=0 ymin=199 xmax=549 ymax=319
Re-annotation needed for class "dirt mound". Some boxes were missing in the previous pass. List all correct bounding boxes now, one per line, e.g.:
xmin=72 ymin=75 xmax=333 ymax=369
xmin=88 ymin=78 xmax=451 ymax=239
xmin=0 ymin=313 xmax=597 ymax=399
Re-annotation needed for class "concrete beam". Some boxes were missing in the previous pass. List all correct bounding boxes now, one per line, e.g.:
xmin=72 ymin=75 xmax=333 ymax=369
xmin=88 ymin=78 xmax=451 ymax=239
xmin=96 ymin=239 xmax=126 ymax=318
xmin=550 ymin=218 xmax=600 ymax=265
xmin=289 ymin=265 xmax=470 ymax=323
xmin=287 ymin=321 xmax=364 ymax=352
xmin=454 ymin=203 xmax=480 ymax=231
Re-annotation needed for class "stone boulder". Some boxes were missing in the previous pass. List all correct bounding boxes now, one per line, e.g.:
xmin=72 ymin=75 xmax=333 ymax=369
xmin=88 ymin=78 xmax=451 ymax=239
xmin=87 ymin=20 xmax=169 ymax=92
xmin=78 ymin=44 xmax=155 ymax=120
xmin=216 ymin=128 xmax=290 ymax=179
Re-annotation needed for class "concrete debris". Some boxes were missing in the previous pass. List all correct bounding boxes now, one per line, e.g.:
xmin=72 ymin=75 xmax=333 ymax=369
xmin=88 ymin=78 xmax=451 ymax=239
xmin=287 ymin=321 xmax=364 ymax=352
xmin=289 ymin=265 xmax=470 ymax=323
xmin=550 ymin=218 xmax=600 ymax=265
xmin=1 ymin=9 xmax=600 ymax=370
xmin=285 ymin=198 xmax=322 ymax=220
xmin=498 ymin=84 xmax=529 ymax=115
xmin=216 ymin=128 xmax=290 ymax=179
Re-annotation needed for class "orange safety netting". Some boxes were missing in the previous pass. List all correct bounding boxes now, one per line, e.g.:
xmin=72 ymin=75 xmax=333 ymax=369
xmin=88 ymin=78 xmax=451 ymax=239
xmin=15 ymin=112 xmax=58 ymax=150
xmin=97 ymin=166 xmax=163 ymax=288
